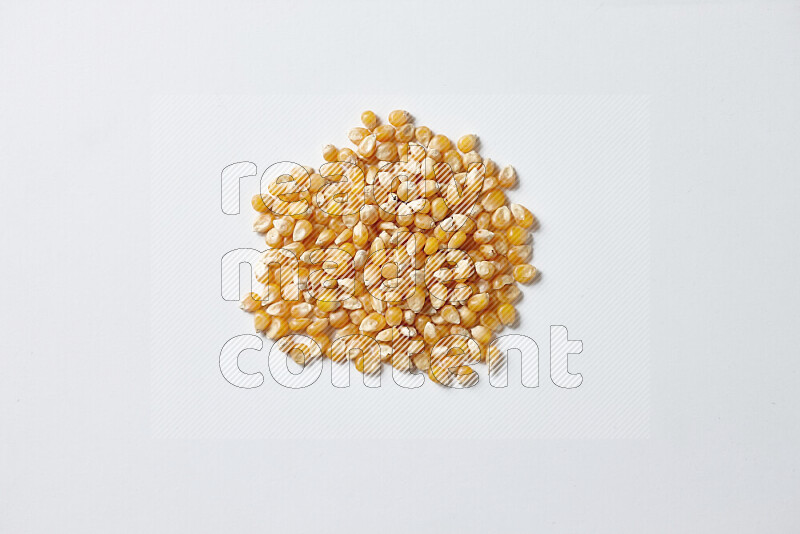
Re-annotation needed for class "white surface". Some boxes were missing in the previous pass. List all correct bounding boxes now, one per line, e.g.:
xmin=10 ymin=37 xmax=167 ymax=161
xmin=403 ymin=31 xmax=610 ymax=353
xmin=151 ymin=94 xmax=650 ymax=439
xmin=1 ymin=1 xmax=799 ymax=532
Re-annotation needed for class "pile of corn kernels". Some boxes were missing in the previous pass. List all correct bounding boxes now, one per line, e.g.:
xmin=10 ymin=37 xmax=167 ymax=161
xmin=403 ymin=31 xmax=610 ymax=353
xmin=243 ymin=110 xmax=537 ymax=385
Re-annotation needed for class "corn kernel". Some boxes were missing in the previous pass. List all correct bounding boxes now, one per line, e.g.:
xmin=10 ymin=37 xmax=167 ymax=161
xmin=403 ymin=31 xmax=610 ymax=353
xmin=509 ymin=203 xmax=534 ymax=228
xmin=430 ymin=134 xmax=451 ymax=153
xmin=506 ymin=225 xmax=528 ymax=246
xmin=457 ymin=134 xmax=477 ymax=153
xmin=386 ymin=306 xmax=403 ymax=326
xmin=361 ymin=110 xmax=379 ymax=130
xmin=497 ymin=303 xmax=516 ymax=326
xmin=254 ymin=310 xmax=271 ymax=331
xmin=374 ymin=124 xmax=395 ymax=142
xmin=491 ymin=206 xmax=512 ymax=229
xmin=389 ymin=109 xmax=411 ymax=127
xmin=513 ymin=263 xmax=537 ymax=284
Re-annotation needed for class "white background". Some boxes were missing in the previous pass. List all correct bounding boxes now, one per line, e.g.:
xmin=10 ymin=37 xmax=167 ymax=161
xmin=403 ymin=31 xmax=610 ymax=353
xmin=1 ymin=1 xmax=799 ymax=532
xmin=151 ymin=94 xmax=649 ymax=439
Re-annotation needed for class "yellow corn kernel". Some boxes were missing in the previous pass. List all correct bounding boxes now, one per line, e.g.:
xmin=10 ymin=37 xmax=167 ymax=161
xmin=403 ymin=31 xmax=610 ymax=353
xmin=334 ymin=228 xmax=352 ymax=246
xmin=306 ymin=317 xmax=329 ymax=336
xmin=360 ymin=312 xmax=386 ymax=332
xmin=360 ymin=204 xmax=379 ymax=225
xmin=374 ymin=124 xmax=395 ymax=142
xmin=348 ymin=127 xmax=371 ymax=145
xmin=415 ymin=126 xmax=433 ymax=146
xmin=429 ymin=134 xmax=451 ymax=153
xmin=506 ymin=225 xmax=528 ymax=246
xmin=491 ymin=273 xmax=514 ymax=290
xmin=481 ymin=190 xmax=505 ymax=212
xmin=480 ymin=312 xmax=502 ymax=332
xmin=513 ymin=263 xmax=537 ymax=284
xmin=266 ymin=318 xmax=289 ymax=340
xmin=289 ymin=317 xmax=312 ymax=331
xmin=507 ymin=245 xmax=531 ymax=265
xmin=252 ymin=194 xmax=269 ymax=213
xmin=441 ymin=304 xmax=460 ymax=324
xmin=241 ymin=292 xmax=262 ymax=312
xmin=316 ymin=300 xmax=339 ymax=313
xmin=337 ymin=147 xmax=356 ymax=162
xmin=475 ymin=261 xmax=496 ymax=280
xmin=471 ymin=325 xmax=492 ymax=345
xmin=509 ymin=203 xmax=534 ymax=228
xmin=458 ymin=306 xmax=478 ymax=328
xmin=431 ymin=198 xmax=448 ymax=221
xmin=361 ymin=110 xmax=379 ymax=130
xmin=266 ymin=301 xmax=290 ymax=317
xmin=395 ymin=123 xmax=414 ymax=142
xmin=433 ymin=225 xmax=449 ymax=243
xmin=424 ymin=236 xmax=439 ymax=255
xmin=292 ymin=220 xmax=313 ymax=242
xmin=457 ymin=134 xmax=477 ymax=153
xmin=448 ymin=230 xmax=467 ymax=249
xmin=254 ymin=310 xmax=271 ymax=331
xmin=467 ymin=293 xmax=490 ymax=312
xmin=358 ymin=135 xmax=377 ymax=157
xmin=388 ymin=109 xmax=411 ymax=127
xmin=353 ymin=221 xmax=369 ymax=248
xmin=497 ymin=303 xmax=516 ymax=326
xmin=316 ymin=228 xmax=336 ymax=246
xmin=290 ymin=302 xmax=313 ymax=318
xmin=339 ymin=242 xmax=356 ymax=256
xmin=483 ymin=158 xmax=497 ymax=177
xmin=350 ymin=309 xmax=367 ymax=326
xmin=376 ymin=142 xmax=397 ymax=161
xmin=329 ymin=309 xmax=349 ymax=329
xmin=491 ymin=206 xmax=512 ymax=229
xmin=498 ymin=284 xmax=522 ymax=304
xmin=497 ymin=164 xmax=516 ymax=188
xmin=444 ymin=150 xmax=463 ymax=173
xmin=322 ymin=144 xmax=338 ymax=162
xmin=386 ymin=306 xmax=403 ymax=327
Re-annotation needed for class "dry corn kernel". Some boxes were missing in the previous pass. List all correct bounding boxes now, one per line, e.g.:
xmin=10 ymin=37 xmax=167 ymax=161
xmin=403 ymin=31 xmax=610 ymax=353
xmin=441 ymin=305 xmax=460 ymax=324
xmin=448 ymin=230 xmax=467 ymax=249
xmin=316 ymin=300 xmax=339 ymax=313
xmin=481 ymin=190 xmax=505 ymax=212
xmin=360 ymin=312 xmax=386 ymax=332
xmin=252 ymin=194 xmax=269 ymax=213
xmin=289 ymin=317 xmax=312 ymax=331
xmin=430 ymin=134 xmax=451 ymax=153
xmin=376 ymin=142 xmax=397 ymax=161
xmin=480 ymin=312 xmax=502 ymax=332
xmin=388 ymin=109 xmax=411 ymax=127
xmin=386 ymin=306 xmax=403 ymax=327
xmin=513 ymin=263 xmax=537 ymax=284
xmin=509 ymin=203 xmax=534 ymax=228
xmin=361 ymin=110 xmax=379 ymax=130
xmin=497 ymin=303 xmax=516 ymax=326
xmin=266 ymin=318 xmax=289 ymax=339
xmin=254 ymin=310 xmax=271 ymax=331
xmin=241 ymin=292 xmax=262 ymax=312
xmin=471 ymin=325 xmax=492 ymax=345
xmin=498 ymin=164 xmax=516 ymax=188
xmin=374 ymin=124 xmax=395 ymax=142
xmin=458 ymin=306 xmax=478 ymax=327
xmin=431 ymin=198 xmax=448 ymax=221
xmin=395 ymin=123 xmax=414 ymax=143
xmin=322 ymin=144 xmax=338 ymax=162
xmin=457 ymin=134 xmax=477 ymax=153
xmin=506 ymin=225 xmax=528 ymax=246
xmin=491 ymin=206 xmax=512 ymax=229
xmin=507 ymin=245 xmax=531 ymax=265
xmin=415 ymin=126 xmax=433 ymax=146
xmin=467 ymin=293 xmax=490 ymax=312
xmin=358 ymin=135 xmax=377 ymax=157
